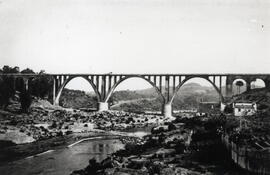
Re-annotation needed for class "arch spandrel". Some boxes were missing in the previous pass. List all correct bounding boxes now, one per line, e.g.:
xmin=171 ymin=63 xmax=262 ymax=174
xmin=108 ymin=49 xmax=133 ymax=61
xmin=169 ymin=76 xmax=224 ymax=105
xmin=104 ymin=75 xmax=165 ymax=103
xmin=54 ymin=76 xmax=101 ymax=105
xmin=250 ymin=78 xmax=266 ymax=89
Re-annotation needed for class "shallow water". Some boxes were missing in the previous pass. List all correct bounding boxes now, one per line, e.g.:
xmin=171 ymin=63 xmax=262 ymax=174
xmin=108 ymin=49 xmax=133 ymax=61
xmin=0 ymin=138 xmax=124 ymax=175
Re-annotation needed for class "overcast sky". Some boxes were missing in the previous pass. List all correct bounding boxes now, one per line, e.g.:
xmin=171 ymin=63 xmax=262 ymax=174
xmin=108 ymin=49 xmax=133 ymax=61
xmin=0 ymin=0 xmax=269 ymax=90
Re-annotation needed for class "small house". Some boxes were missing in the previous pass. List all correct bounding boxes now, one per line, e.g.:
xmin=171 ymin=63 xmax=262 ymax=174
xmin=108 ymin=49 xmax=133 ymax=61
xmin=233 ymin=101 xmax=257 ymax=116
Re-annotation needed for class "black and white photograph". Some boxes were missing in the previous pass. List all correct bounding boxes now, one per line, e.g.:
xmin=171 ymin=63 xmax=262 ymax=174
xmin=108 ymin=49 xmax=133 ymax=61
xmin=0 ymin=0 xmax=269 ymax=174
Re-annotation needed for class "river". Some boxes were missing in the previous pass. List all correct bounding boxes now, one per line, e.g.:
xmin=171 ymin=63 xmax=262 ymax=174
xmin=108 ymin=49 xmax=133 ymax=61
xmin=0 ymin=137 xmax=124 ymax=175
xmin=0 ymin=128 xmax=151 ymax=175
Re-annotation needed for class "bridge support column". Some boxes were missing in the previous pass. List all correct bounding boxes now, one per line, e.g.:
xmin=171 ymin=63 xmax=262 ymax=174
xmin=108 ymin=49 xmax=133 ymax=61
xmin=246 ymin=80 xmax=251 ymax=91
xmin=98 ymin=102 xmax=109 ymax=112
xmin=265 ymin=80 xmax=270 ymax=90
xmin=225 ymin=84 xmax=233 ymax=98
xmin=25 ymin=79 xmax=29 ymax=91
xmin=163 ymin=103 xmax=175 ymax=120
xmin=53 ymin=78 xmax=56 ymax=105
xmin=54 ymin=96 xmax=60 ymax=106
xmin=225 ymin=78 xmax=233 ymax=99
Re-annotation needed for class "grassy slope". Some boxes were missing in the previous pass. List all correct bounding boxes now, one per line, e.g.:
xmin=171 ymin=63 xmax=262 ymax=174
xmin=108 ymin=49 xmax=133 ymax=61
xmin=59 ymin=89 xmax=98 ymax=109
xmin=233 ymin=88 xmax=270 ymax=114
xmin=60 ymin=83 xmax=220 ymax=111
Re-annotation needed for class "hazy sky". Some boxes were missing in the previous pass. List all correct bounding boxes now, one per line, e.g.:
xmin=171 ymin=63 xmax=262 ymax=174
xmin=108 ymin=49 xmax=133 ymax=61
xmin=0 ymin=0 xmax=269 ymax=91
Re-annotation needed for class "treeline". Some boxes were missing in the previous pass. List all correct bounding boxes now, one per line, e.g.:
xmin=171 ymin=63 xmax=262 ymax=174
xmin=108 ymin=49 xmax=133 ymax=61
xmin=60 ymin=89 xmax=98 ymax=109
xmin=0 ymin=65 xmax=53 ymax=113
xmin=108 ymin=90 xmax=156 ymax=103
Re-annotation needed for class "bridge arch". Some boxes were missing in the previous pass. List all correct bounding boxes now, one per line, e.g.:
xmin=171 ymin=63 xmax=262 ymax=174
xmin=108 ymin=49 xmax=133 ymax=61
xmin=104 ymin=75 xmax=165 ymax=104
xmin=54 ymin=76 xmax=101 ymax=106
xmin=251 ymin=78 xmax=266 ymax=89
xmin=169 ymin=76 xmax=224 ymax=105
xmin=232 ymin=78 xmax=247 ymax=95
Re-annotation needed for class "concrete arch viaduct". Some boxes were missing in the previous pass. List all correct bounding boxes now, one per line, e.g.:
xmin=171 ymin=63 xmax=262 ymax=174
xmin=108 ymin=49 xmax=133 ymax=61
xmin=2 ymin=73 xmax=270 ymax=117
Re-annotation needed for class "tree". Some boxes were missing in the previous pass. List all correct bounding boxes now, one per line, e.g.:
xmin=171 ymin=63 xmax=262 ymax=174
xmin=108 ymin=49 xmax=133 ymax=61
xmin=21 ymin=68 xmax=35 ymax=74
xmin=19 ymin=89 xmax=32 ymax=113
xmin=235 ymin=81 xmax=244 ymax=94
xmin=31 ymin=74 xmax=53 ymax=99
xmin=2 ymin=65 xmax=19 ymax=73
xmin=0 ymin=77 xmax=14 ymax=109
xmin=0 ymin=66 xmax=54 ymax=111
xmin=0 ymin=66 xmax=19 ymax=109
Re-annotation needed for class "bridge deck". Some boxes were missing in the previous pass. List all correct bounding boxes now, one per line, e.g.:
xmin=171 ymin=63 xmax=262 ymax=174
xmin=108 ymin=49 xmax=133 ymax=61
xmin=1 ymin=73 xmax=270 ymax=76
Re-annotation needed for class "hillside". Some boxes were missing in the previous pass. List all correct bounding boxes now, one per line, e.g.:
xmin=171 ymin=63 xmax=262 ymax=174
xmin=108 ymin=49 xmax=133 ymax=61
xmin=110 ymin=98 xmax=162 ymax=113
xmin=108 ymin=90 xmax=156 ymax=103
xmin=59 ymin=89 xmax=98 ymax=109
xmin=233 ymin=88 xmax=270 ymax=114
xmin=60 ymin=83 xmax=220 ymax=111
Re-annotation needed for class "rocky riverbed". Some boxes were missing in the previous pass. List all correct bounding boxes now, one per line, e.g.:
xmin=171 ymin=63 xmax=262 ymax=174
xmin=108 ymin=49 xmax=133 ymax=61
xmin=71 ymin=116 xmax=248 ymax=175
xmin=1 ymin=99 xmax=268 ymax=174
xmin=0 ymin=99 xmax=168 ymax=143
xmin=0 ymin=99 xmax=167 ymax=164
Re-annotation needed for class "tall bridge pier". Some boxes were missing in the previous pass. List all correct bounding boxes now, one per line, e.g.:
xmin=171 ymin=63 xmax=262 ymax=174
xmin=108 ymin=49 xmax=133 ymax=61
xmin=163 ymin=103 xmax=173 ymax=118
xmin=98 ymin=102 xmax=109 ymax=111
xmin=2 ymin=73 xmax=270 ymax=118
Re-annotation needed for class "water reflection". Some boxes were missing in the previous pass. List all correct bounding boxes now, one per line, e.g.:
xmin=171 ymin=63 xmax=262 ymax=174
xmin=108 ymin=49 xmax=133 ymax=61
xmin=0 ymin=138 xmax=124 ymax=175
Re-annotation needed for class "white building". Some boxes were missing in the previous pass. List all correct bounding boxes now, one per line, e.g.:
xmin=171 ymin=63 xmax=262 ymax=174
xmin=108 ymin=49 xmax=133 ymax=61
xmin=233 ymin=102 xmax=257 ymax=117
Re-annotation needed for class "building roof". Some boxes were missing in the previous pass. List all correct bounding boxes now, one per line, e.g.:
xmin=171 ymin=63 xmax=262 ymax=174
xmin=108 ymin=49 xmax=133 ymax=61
xmin=234 ymin=99 xmax=254 ymax=103
xmin=234 ymin=103 xmax=256 ymax=109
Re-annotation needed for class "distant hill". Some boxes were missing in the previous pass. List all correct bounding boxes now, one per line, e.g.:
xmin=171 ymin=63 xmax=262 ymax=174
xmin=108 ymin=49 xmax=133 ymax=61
xmin=59 ymin=89 xmax=98 ymax=109
xmin=110 ymin=98 xmax=162 ymax=113
xmin=108 ymin=90 xmax=156 ymax=103
xmin=60 ymin=83 xmax=221 ymax=111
